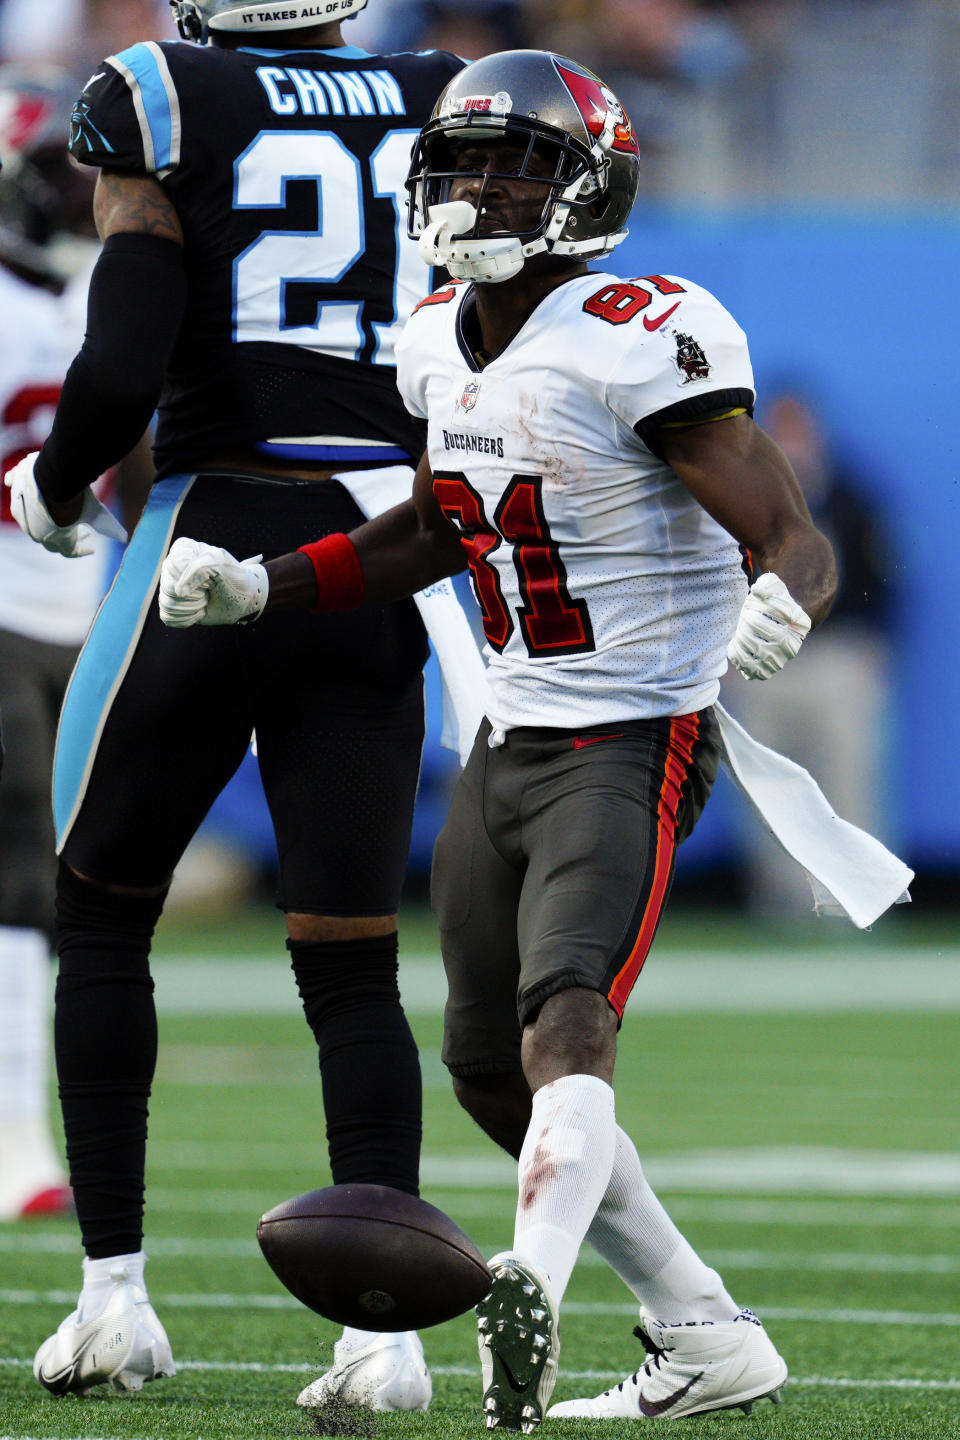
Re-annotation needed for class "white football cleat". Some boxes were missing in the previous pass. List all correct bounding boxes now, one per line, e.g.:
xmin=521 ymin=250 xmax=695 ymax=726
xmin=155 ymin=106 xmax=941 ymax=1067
xmin=296 ymin=1330 xmax=431 ymax=1412
xmin=547 ymin=1307 xmax=786 ymax=1420
xmin=33 ymin=1265 xmax=176 ymax=1396
xmin=476 ymin=1252 xmax=559 ymax=1434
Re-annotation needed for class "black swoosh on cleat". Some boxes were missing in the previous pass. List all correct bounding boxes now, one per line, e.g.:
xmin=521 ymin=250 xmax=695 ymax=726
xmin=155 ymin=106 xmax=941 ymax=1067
xmin=637 ymin=1369 xmax=705 ymax=1417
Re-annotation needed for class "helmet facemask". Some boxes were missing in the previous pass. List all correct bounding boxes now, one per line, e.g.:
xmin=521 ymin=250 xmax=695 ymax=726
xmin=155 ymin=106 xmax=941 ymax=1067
xmin=407 ymin=51 xmax=639 ymax=285
xmin=409 ymin=111 xmax=619 ymax=284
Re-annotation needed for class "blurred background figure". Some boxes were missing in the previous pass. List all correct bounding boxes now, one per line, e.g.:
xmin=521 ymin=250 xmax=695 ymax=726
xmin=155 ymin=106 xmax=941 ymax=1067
xmin=528 ymin=0 xmax=751 ymax=193
xmin=722 ymin=385 xmax=898 ymax=921
xmin=0 ymin=0 xmax=166 ymax=80
xmin=0 ymin=63 xmax=148 ymax=1219
xmin=356 ymin=0 xmax=532 ymax=57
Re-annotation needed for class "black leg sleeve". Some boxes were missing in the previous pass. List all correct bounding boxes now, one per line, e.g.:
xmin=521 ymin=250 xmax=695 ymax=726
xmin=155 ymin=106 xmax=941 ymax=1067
xmin=54 ymin=863 xmax=166 ymax=1258
xmin=288 ymin=934 xmax=422 ymax=1197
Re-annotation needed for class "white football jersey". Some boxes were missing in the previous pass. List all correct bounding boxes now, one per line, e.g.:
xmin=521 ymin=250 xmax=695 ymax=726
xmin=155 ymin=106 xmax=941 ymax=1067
xmin=397 ymin=270 xmax=755 ymax=730
xmin=0 ymin=260 xmax=113 ymax=646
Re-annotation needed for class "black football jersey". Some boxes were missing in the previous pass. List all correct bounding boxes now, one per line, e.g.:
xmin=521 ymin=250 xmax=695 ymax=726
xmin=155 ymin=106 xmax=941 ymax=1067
xmin=69 ymin=40 xmax=464 ymax=474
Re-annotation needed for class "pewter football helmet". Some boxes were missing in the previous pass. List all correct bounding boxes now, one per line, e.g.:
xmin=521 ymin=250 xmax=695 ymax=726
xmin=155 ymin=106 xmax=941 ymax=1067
xmin=407 ymin=50 xmax=640 ymax=283
xmin=170 ymin=0 xmax=369 ymax=43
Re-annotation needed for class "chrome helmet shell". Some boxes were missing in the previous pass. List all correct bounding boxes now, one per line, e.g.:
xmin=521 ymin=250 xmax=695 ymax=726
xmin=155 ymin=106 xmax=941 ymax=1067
xmin=407 ymin=49 xmax=640 ymax=283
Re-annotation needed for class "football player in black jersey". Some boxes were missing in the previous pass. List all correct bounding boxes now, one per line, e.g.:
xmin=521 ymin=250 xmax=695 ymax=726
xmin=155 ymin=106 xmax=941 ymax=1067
xmin=4 ymin=0 xmax=463 ymax=1407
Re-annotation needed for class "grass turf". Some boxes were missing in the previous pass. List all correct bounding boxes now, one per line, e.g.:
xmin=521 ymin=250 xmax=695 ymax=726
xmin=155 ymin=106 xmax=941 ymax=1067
xmin=1 ymin=905 xmax=957 ymax=1438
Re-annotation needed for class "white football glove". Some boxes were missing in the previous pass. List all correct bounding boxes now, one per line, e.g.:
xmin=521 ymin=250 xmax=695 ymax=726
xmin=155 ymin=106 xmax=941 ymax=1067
xmin=159 ymin=536 xmax=268 ymax=627
xmin=727 ymin=571 xmax=811 ymax=680
xmin=4 ymin=451 xmax=127 ymax=557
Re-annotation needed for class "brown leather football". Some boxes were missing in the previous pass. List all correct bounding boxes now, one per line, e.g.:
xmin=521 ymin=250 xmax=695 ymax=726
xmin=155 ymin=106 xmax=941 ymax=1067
xmin=257 ymin=1183 xmax=492 ymax=1330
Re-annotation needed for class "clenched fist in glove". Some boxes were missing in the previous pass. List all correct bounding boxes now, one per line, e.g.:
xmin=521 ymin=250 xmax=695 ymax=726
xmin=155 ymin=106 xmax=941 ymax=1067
xmin=4 ymin=452 xmax=128 ymax=557
xmin=727 ymin=571 xmax=811 ymax=680
xmin=159 ymin=536 xmax=268 ymax=627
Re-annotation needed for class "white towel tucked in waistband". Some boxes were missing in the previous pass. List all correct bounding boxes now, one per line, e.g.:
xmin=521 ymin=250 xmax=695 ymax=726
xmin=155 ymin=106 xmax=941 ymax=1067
xmin=714 ymin=703 xmax=912 ymax=928
xmin=337 ymin=467 xmax=913 ymax=925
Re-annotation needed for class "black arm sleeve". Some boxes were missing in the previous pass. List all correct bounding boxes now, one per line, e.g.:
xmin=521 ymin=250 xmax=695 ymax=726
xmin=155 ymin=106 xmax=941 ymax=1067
xmin=34 ymin=233 xmax=187 ymax=503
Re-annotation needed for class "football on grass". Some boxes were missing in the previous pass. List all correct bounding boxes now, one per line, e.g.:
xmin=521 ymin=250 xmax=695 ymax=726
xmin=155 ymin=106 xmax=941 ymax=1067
xmin=257 ymin=1182 xmax=492 ymax=1330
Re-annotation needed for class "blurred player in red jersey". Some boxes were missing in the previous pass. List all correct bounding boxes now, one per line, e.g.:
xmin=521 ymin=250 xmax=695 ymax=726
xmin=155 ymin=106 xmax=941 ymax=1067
xmin=0 ymin=65 xmax=147 ymax=1222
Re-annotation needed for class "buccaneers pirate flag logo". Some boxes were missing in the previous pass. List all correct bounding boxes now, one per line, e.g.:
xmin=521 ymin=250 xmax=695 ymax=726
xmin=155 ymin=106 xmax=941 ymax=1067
xmin=673 ymin=331 xmax=711 ymax=383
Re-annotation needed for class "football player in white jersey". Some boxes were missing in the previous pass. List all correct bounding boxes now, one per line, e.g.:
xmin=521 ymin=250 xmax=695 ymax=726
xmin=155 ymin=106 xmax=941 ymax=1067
xmin=160 ymin=50 xmax=838 ymax=1430
xmin=0 ymin=66 xmax=141 ymax=1223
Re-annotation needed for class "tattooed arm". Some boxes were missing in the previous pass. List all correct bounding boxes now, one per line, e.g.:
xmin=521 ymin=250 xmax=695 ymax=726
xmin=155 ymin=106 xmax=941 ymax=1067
xmin=94 ymin=170 xmax=185 ymax=245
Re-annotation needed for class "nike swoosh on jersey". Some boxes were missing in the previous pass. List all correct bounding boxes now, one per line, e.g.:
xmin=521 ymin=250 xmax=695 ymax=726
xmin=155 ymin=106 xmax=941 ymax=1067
xmin=643 ymin=302 xmax=682 ymax=332
xmin=572 ymin=733 xmax=626 ymax=749
xmin=637 ymin=1368 xmax=705 ymax=1416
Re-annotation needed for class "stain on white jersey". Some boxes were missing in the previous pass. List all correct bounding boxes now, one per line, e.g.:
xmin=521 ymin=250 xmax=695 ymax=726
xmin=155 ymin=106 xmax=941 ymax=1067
xmin=397 ymin=271 xmax=755 ymax=730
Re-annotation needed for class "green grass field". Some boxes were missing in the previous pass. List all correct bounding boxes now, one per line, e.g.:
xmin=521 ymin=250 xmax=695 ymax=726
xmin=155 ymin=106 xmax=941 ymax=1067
xmin=2 ymin=902 xmax=958 ymax=1439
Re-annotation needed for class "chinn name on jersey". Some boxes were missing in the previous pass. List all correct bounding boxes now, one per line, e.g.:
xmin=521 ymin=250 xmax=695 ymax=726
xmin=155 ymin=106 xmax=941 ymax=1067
xmin=256 ymin=65 xmax=405 ymax=117
xmin=442 ymin=429 xmax=504 ymax=457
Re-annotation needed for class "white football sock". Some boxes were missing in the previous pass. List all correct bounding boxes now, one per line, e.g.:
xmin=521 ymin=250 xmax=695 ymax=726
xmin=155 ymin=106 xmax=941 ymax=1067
xmin=77 ymin=1250 xmax=147 ymax=1323
xmin=586 ymin=1126 xmax=738 ymax=1323
xmin=0 ymin=926 xmax=52 ymax=1122
xmin=512 ymin=1073 xmax=616 ymax=1306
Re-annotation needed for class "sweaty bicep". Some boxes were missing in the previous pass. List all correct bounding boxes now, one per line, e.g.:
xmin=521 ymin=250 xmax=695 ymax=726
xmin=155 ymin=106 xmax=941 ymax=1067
xmin=94 ymin=171 xmax=183 ymax=245
xmin=659 ymin=412 xmax=811 ymax=554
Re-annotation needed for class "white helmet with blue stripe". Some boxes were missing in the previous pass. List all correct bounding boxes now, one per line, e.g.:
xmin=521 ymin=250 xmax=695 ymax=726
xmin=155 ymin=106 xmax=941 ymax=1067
xmin=170 ymin=0 xmax=369 ymax=43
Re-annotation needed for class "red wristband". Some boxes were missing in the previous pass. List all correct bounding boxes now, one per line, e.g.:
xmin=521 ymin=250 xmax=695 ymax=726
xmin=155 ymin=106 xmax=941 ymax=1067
xmin=297 ymin=532 xmax=365 ymax=612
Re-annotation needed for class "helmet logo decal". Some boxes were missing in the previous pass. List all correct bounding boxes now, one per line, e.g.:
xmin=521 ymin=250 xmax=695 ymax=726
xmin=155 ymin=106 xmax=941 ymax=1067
xmin=554 ymin=62 xmax=638 ymax=156
xmin=439 ymin=90 xmax=513 ymax=119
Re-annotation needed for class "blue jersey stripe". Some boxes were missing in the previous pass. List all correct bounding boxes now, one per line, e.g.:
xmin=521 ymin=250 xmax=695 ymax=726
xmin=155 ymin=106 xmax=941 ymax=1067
xmin=256 ymin=441 xmax=410 ymax=463
xmin=237 ymin=46 xmax=371 ymax=57
xmin=114 ymin=42 xmax=175 ymax=171
xmin=54 ymin=476 xmax=193 ymax=847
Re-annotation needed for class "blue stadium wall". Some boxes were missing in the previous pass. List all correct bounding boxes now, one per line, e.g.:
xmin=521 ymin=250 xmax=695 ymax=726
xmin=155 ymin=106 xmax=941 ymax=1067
xmin=204 ymin=212 xmax=960 ymax=883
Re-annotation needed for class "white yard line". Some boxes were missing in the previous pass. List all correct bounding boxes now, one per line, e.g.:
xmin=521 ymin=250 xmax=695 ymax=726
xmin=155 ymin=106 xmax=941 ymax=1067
xmin=1 ymin=1356 xmax=959 ymax=1390
xmin=97 ymin=1187 xmax=960 ymax=1228
xmin=4 ymin=1236 xmax=959 ymax=1275
xmin=2 ymin=1290 xmax=959 ymax=1326
xmin=110 ymin=1143 xmax=960 ymax=1197
xmin=151 ymin=950 xmax=960 ymax=1015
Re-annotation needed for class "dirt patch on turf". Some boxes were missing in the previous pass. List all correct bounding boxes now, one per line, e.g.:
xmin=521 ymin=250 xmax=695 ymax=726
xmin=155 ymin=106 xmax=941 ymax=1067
xmin=305 ymin=1400 xmax=379 ymax=1438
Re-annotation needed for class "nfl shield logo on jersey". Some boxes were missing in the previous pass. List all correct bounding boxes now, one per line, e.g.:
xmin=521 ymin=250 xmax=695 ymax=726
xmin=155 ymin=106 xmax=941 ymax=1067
xmin=459 ymin=379 xmax=481 ymax=411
